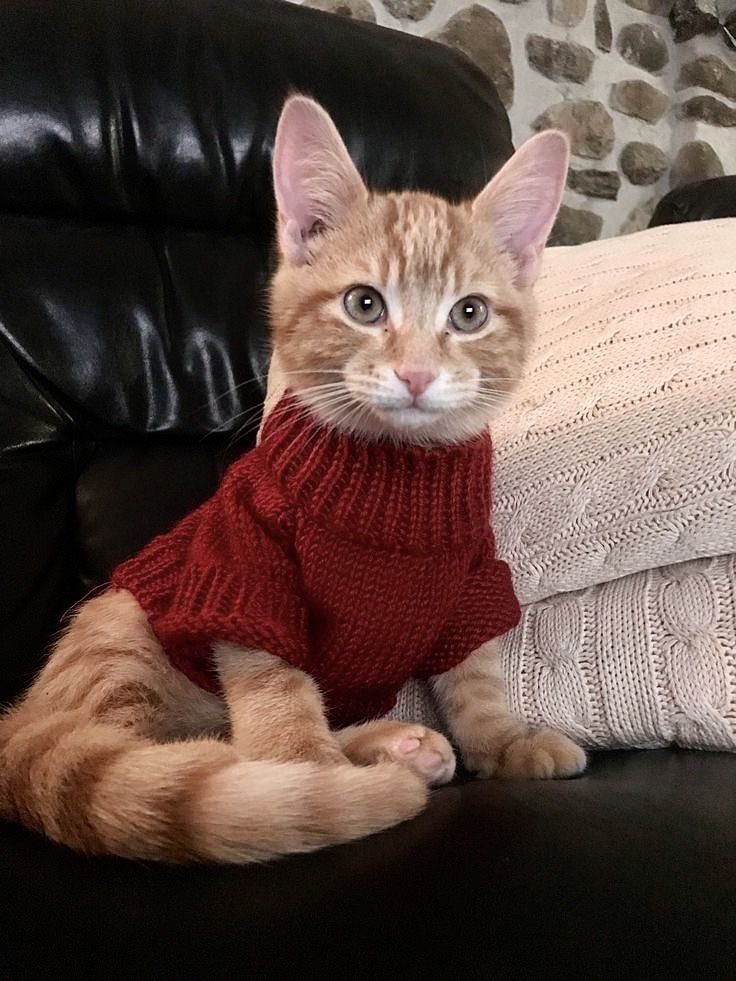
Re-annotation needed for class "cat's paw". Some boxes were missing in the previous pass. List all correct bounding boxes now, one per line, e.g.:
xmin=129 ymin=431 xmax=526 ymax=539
xmin=340 ymin=721 xmax=456 ymax=787
xmin=391 ymin=725 xmax=456 ymax=787
xmin=464 ymin=727 xmax=586 ymax=780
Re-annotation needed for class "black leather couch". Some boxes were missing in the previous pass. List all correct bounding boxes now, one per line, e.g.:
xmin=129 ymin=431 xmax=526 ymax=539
xmin=1 ymin=1 xmax=734 ymax=977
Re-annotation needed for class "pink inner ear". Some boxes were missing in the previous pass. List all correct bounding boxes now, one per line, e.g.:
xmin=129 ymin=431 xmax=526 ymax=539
xmin=272 ymin=96 xmax=366 ymax=264
xmin=472 ymin=130 xmax=569 ymax=285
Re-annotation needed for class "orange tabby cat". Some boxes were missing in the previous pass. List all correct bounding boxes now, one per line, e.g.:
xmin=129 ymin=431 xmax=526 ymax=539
xmin=0 ymin=96 xmax=584 ymax=863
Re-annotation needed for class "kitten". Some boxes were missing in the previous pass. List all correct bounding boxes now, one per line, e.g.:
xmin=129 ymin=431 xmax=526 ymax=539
xmin=0 ymin=96 xmax=584 ymax=864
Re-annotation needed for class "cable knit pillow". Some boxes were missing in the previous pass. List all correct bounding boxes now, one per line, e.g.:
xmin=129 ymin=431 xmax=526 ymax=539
xmin=499 ymin=554 xmax=736 ymax=752
xmin=492 ymin=217 xmax=736 ymax=608
xmin=490 ymin=217 xmax=736 ymax=752
xmin=265 ymin=218 xmax=736 ymax=752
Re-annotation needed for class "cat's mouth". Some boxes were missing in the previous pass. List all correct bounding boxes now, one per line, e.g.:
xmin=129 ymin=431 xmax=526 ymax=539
xmin=374 ymin=404 xmax=443 ymax=429
xmin=296 ymin=384 xmax=485 ymax=444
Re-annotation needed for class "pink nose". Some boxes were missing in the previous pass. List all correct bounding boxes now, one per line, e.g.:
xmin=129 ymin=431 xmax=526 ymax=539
xmin=394 ymin=368 xmax=437 ymax=399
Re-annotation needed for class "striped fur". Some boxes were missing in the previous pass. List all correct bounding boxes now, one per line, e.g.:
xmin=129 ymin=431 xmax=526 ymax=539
xmin=0 ymin=591 xmax=427 ymax=861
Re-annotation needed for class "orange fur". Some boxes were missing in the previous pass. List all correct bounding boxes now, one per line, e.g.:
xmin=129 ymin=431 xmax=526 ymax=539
xmin=271 ymin=190 xmax=534 ymax=446
xmin=0 ymin=96 xmax=582 ymax=863
xmin=0 ymin=591 xmax=426 ymax=861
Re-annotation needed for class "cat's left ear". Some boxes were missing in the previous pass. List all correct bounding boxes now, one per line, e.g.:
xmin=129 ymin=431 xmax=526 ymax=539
xmin=472 ymin=130 xmax=569 ymax=287
xmin=272 ymin=95 xmax=367 ymax=265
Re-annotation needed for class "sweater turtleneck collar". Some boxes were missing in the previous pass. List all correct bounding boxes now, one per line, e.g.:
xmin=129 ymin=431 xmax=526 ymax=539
xmin=258 ymin=392 xmax=493 ymax=551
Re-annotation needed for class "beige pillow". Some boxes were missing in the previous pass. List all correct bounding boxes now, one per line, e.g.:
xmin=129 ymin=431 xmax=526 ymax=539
xmin=389 ymin=551 xmax=736 ymax=752
xmin=500 ymin=553 xmax=736 ymax=751
xmin=492 ymin=216 xmax=736 ymax=606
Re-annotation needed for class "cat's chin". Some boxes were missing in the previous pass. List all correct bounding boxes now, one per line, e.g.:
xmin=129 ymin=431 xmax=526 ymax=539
xmin=375 ymin=405 xmax=442 ymax=430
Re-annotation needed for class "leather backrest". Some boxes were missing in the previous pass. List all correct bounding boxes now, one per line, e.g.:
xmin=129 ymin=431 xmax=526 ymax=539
xmin=0 ymin=0 xmax=512 ymax=700
xmin=649 ymin=176 xmax=736 ymax=228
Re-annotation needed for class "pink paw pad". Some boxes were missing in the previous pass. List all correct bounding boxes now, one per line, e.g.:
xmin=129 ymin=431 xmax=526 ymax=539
xmin=397 ymin=736 xmax=422 ymax=756
xmin=396 ymin=737 xmax=444 ymax=771
xmin=393 ymin=732 xmax=455 ymax=786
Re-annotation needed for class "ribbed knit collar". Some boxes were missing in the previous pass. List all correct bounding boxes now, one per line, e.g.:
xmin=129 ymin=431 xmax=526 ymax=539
xmin=259 ymin=392 xmax=493 ymax=551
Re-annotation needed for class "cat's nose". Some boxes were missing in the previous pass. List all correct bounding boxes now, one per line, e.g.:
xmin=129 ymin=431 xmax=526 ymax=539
xmin=394 ymin=368 xmax=437 ymax=399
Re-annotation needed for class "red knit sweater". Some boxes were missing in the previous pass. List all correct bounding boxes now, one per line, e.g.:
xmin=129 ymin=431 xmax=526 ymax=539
xmin=112 ymin=393 xmax=521 ymax=727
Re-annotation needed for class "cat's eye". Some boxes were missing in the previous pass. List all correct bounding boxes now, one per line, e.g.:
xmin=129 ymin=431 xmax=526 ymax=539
xmin=343 ymin=286 xmax=386 ymax=325
xmin=449 ymin=296 xmax=488 ymax=334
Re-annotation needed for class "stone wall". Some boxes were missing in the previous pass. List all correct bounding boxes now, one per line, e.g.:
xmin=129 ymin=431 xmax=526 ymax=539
xmin=294 ymin=0 xmax=736 ymax=241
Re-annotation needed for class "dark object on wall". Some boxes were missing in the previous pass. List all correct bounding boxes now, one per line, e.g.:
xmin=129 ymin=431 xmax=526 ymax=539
xmin=1 ymin=1 xmax=734 ymax=979
xmin=649 ymin=174 xmax=736 ymax=226
xmin=669 ymin=0 xmax=720 ymax=43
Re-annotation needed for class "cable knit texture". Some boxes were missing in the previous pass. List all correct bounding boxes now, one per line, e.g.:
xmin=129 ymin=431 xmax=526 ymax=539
xmin=112 ymin=393 xmax=521 ymax=727
xmin=501 ymin=554 xmax=736 ymax=751
xmin=492 ymin=217 xmax=736 ymax=607
xmin=267 ymin=218 xmax=736 ymax=751
xmin=392 ymin=554 xmax=736 ymax=751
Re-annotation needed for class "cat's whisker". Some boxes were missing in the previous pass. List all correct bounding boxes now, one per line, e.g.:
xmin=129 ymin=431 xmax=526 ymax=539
xmin=258 ymin=392 xmax=357 ymax=453
xmin=299 ymin=383 xmax=350 ymax=396
xmin=269 ymin=406 xmax=335 ymax=464
xmin=299 ymin=392 xmax=357 ymax=414
xmin=183 ymin=376 xmax=269 ymax=420
xmin=202 ymin=405 xmax=264 ymax=439
xmin=213 ymin=395 xmax=322 ymax=446
xmin=282 ymin=368 xmax=343 ymax=376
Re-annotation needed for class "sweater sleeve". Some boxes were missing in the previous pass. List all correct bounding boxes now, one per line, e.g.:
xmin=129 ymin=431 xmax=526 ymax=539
xmin=111 ymin=454 xmax=309 ymax=686
xmin=421 ymin=538 xmax=522 ymax=677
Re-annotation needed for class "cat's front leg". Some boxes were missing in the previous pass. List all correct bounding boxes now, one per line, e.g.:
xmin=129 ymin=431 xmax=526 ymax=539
xmin=214 ymin=642 xmax=348 ymax=766
xmin=432 ymin=640 xmax=586 ymax=779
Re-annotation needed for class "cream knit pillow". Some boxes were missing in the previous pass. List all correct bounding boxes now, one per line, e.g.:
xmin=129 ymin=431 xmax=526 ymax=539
xmin=492 ymin=217 xmax=736 ymax=607
xmin=390 ymin=552 xmax=736 ymax=752
xmin=501 ymin=553 xmax=736 ymax=751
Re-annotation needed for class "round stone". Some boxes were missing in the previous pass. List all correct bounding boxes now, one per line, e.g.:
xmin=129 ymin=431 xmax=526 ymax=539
xmin=620 ymin=142 xmax=668 ymax=184
xmin=533 ymin=100 xmax=614 ymax=160
xmin=526 ymin=35 xmax=595 ymax=83
xmin=310 ymin=0 xmax=377 ymax=19
xmin=549 ymin=205 xmax=603 ymax=246
xmin=434 ymin=5 xmax=513 ymax=107
xmin=619 ymin=197 xmax=658 ymax=235
xmin=670 ymin=141 xmax=725 ymax=187
xmin=623 ymin=0 xmax=673 ymax=12
xmin=610 ymin=80 xmax=669 ymax=123
xmin=677 ymin=55 xmax=736 ymax=102
xmin=382 ymin=0 xmax=434 ymax=19
xmin=617 ymin=23 xmax=669 ymax=74
xmin=676 ymin=95 xmax=736 ymax=126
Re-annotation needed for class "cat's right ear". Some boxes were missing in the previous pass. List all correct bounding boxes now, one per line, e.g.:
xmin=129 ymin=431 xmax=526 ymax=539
xmin=272 ymin=96 xmax=367 ymax=265
xmin=471 ymin=130 xmax=569 ymax=287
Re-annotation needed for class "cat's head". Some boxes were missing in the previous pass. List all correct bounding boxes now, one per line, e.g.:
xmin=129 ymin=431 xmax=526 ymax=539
xmin=269 ymin=95 xmax=568 ymax=445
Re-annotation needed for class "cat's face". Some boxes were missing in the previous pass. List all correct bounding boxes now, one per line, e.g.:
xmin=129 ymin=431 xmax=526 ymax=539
xmin=270 ymin=97 xmax=569 ymax=445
